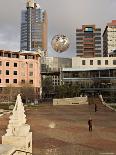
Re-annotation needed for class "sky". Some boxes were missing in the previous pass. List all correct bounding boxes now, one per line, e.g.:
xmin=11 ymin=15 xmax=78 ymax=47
xmin=0 ymin=0 xmax=116 ymax=57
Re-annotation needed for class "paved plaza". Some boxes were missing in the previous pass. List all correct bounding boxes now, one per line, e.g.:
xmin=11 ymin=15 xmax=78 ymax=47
xmin=0 ymin=100 xmax=116 ymax=155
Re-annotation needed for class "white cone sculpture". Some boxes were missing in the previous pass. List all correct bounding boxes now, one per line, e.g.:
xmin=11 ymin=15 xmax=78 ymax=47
xmin=2 ymin=94 xmax=32 ymax=153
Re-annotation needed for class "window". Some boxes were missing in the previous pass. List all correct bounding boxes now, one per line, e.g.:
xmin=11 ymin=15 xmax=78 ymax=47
xmin=29 ymin=64 xmax=33 ymax=68
xmin=105 ymin=60 xmax=108 ymax=65
xmin=0 ymin=79 xmax=1 ymax=83
xmin=21 ymin=79 xmax=25 ymax=84
xmin=14 ymin=71 xmax=17 ymax=75
xmin=97 ymin=60 xmax=101 ymax=65
xmin=6 ymin=62 xmax=9 ymax=66
xmin=90 ymin=60 xmax=93 ymax=65
xmin=6 ymin=70 xmax=9 ymax=75
xmin=0 ymin=70 xmax=2 ymax=74
xmin=29 ymin=80 xmax=33 ymax=84
xmin=6 ymin=79 xmax=9 ymax=83
xmin=113 ymin=60 xmax=116 ymax=65
xmin=14 ymin=63 xmax=17 ymax=67
xmin=29 ymin=72 xmax=33 ymax=76
xmin=13 ymin=79 xmax=17 ymax=83
xmin=82 ymin=60 xmax=86 ymax=65
xmin=0 ymin=61 xmax=2 ymax=66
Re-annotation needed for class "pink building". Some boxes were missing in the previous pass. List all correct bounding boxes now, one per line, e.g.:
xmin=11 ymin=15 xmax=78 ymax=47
xmin=0 ymin=50 xmax=41 ymax=99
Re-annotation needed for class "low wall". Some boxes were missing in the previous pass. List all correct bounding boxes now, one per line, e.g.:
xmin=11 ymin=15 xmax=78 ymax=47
xmin=53 ymin=96 xmax=88 ymax=106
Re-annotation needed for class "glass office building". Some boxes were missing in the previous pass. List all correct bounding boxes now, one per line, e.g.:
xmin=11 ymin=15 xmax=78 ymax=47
xmin=20 ymin=0 xmax=48 ymax=55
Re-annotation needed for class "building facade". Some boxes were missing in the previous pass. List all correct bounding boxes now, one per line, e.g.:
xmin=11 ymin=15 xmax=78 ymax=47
xmin=20 ymin=0 xmax=48 ymax=56
xmin=0 ymin=50 xmax=41 ymax=100
xmin=76 ymin=25 xmax=101 ymax=57
xmin=62 ymin=57 xmax=116 ymax=100
xmin=41 ymin=57 xmax=72 ymax=86
xmin=103 ymin=20 xmax=116 ymax=57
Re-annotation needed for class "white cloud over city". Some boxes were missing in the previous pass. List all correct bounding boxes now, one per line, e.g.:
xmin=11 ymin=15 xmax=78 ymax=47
xmin=0 ymin=0 xmax=116 ymax=57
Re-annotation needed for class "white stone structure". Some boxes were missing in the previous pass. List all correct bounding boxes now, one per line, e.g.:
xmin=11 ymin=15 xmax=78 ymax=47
xmin=0 ymin=144 xmax=15 ymax=155
xmin=2 ymin=94 xmax=32 ymax=154
xmin=53 ymin=96 xmax=88 ymax=106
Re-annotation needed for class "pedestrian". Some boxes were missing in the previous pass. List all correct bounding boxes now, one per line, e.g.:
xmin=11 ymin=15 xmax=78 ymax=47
xmin=95 ymin=104 xmax=97 ymax=112
xmin=88 ymin=118 xmax=92 ymax=132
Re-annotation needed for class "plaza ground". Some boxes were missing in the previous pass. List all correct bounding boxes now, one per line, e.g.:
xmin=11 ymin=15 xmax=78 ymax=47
xmin=0 ymin=98 xmax=116 ymax=155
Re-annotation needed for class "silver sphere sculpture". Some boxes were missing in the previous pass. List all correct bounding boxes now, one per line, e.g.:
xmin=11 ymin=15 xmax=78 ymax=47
xmin=51 ymin=34 xmax=70 ymax=53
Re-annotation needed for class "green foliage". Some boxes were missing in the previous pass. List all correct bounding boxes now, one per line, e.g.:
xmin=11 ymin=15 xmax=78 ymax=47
xmin=42 ymin=76 xmax=54 ymax=98
xmin=55 ymin=83 xmax=80 ymax=98
xmin=20 ymin=83 xmax=35 ymax=103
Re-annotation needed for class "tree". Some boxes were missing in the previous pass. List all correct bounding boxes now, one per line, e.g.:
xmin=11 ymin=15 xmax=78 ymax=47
xmin=20 ymin=83 xmax=35 ymax=104
xmin=2 ymin=84 xmax=20 ymax=102
xmin=42 ymin=76 xmax=54 ymax=98
xmin=54 ymin=83 xmax=80 ymax=98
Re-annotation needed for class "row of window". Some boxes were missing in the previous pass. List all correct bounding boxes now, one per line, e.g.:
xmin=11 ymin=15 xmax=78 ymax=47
xmin=0 ymin=61 xmax=33 ymax=68
xmin=0 ymin=70 xmax=33 ymax=76
xmin=0 ymin=62 xmax=17 ymax=67
xmin=0 ymin=79 xmax=33 ymax=84
xmin=82 ymin=60 xmax=116 ymax=65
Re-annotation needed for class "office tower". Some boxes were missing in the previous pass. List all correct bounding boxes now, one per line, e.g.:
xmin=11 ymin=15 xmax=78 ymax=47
xmin=103 ymin=20 xmax=116 ymax=57
xmin=76 ymin=25 xmax=101 ymax=57
xmin=20 ymin=0 xmax=48 ymax=55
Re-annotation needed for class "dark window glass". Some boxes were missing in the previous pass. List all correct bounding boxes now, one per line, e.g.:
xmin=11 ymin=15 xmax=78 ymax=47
xmin=14 ymin=71 xmax=17 ymax=75
xmin=113 ymin=60 xmax=116 ymax=65
xmin=6 ymin=62 xmax=9 ymax=66
xmin=13 ymin=79 xmax=17 ymax=83
xmin=29 ymin=80 xmax=33 ymax=84
xmin=6 ymin=79 xmax=9 ymax=83
xmin=90 ymin=60 xmax=93 ymax=65
xmin=0 ymin=79 xmax=1 ymax=83
xmin=14 ymin=63 xmax=17 ymax=67
xmin=97 ymin=60 xmax=101 ymax=65
xmin=105 ymin=60 xmax=108 ymax=65
xmin=6 ymin=70 xmax=9 ymax=75
xmin=0 ymin=70 xmax=2 ymax=74
xmin=82 ymin=60 xmax=86 ymax=65
xmin=0 ymin=61 xmax=2 ymax=66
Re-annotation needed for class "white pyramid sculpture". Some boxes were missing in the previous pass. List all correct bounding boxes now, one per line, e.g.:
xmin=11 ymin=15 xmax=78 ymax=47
xmin=2 ymin=94 xmax=32 ymax=153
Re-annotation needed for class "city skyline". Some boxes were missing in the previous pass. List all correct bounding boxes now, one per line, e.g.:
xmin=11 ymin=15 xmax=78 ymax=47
xmin=0 ymin=0 xmax=116 ymax=57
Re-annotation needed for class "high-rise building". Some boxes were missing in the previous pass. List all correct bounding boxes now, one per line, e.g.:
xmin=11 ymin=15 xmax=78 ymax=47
xmin=103 ymin=20 xmax=116 ymax=57
xmin=20 ymin=0 xmax=48 ymax=55
xmin=76 ymin=25 xmax=101 ymax=57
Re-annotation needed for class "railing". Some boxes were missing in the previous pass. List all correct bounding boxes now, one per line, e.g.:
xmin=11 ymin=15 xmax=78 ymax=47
xmin=99 ymin=94 xmax=116 ymax=112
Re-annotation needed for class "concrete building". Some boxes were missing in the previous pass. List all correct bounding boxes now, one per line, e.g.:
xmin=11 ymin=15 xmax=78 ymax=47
xmin=76 ymin=25 xmax=101 ymax=57
xmin=0 ymin=50 xmax=41 ymax=99
xmin=62 ymin=57 xmax=116 ymax=98
xmin=41 ymin=57 xmax=72 ymax=86
xmin=103 ymin=20 xmax=116 ymax=57
xmin=20 ymin=0 xmax=48 ymax=56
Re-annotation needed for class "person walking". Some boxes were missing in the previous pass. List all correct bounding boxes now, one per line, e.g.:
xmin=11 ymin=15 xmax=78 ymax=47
xmin=88 ymin=118 xmax=92 ymax=132
xmin=95 ymin=103 xmax=97 ymax=112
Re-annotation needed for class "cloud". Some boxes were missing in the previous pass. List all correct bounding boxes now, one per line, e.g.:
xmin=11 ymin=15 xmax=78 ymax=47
xmin=0 ymin=0 xmax=116 ymax=57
